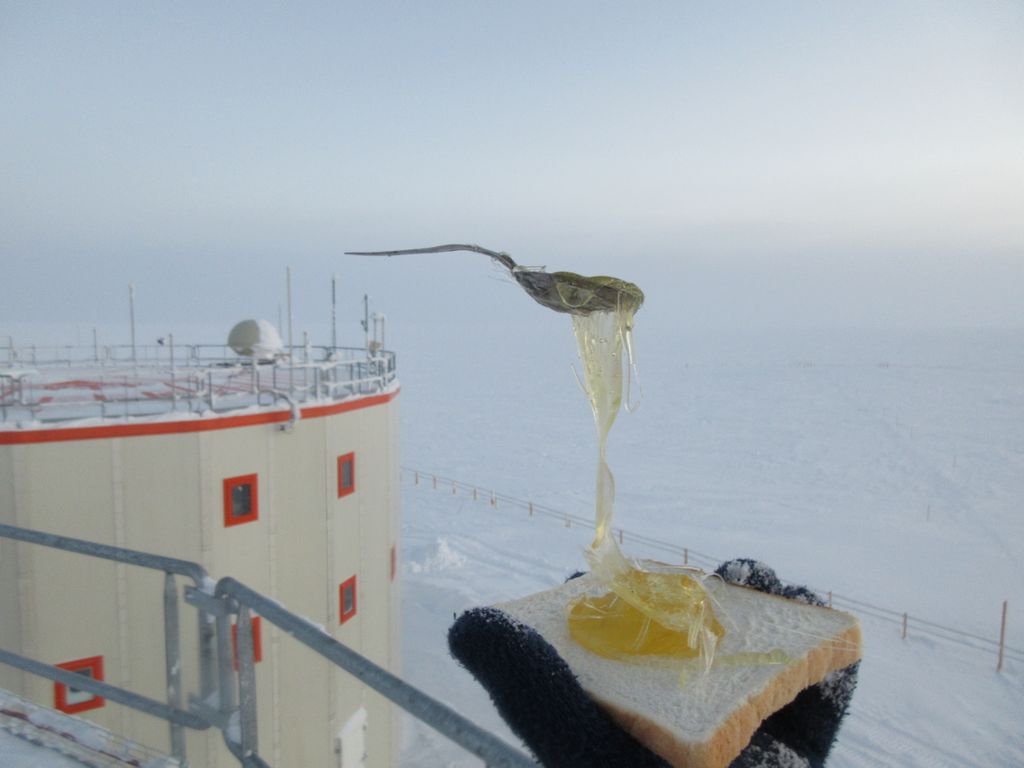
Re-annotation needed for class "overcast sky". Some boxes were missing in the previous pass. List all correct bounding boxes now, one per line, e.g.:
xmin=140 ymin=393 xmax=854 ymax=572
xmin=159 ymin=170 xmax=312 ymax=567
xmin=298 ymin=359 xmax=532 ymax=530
xmin=2 ymin=1 xmax=1022 ymax=339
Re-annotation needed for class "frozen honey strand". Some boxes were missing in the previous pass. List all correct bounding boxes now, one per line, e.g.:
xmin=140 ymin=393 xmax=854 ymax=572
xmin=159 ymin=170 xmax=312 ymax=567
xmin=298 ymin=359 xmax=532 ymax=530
xmin=569 ymin=303 xmax=726 ymax=668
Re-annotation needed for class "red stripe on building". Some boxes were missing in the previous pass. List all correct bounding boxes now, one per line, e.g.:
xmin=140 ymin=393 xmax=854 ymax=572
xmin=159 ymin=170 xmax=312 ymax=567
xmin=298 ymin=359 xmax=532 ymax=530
xmin=0 ymin=389 xmax=399 ymax=445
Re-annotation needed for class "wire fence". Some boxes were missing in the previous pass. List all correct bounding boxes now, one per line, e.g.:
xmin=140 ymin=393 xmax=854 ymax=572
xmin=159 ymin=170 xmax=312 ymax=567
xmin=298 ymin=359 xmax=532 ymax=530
xmin=401 ymin=466 xmax=1021 ymax=672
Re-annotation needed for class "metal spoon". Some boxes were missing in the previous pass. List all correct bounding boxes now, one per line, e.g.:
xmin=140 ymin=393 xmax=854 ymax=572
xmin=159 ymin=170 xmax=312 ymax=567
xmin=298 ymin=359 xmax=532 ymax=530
xmin=345 ymin=244 xmax=643 ymax=316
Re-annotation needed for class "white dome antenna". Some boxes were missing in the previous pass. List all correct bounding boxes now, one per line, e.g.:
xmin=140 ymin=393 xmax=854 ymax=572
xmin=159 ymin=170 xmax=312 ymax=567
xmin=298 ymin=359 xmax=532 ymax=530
xmin=227 ymin=319 xmax=284 ymax=361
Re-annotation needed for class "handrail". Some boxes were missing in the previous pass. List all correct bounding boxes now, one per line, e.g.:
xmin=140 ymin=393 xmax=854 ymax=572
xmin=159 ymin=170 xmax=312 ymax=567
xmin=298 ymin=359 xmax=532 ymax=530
xmin=0 ymin=523 xmax=208 ymax=586
xmin=215 ymin=577 xmax=536 ymax=768
xmin=0 ymin=523 xmax=213 ymax=764
xmin=0 ymin=523 xmax=536 ymax=767
xmin=0 ymin=649 xmax=207 ymax=730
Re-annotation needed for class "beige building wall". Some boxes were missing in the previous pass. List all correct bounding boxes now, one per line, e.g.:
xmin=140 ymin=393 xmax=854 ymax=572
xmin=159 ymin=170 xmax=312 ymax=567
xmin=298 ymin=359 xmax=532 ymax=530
xmin=0 ymin=390 xmax=401 ymax=767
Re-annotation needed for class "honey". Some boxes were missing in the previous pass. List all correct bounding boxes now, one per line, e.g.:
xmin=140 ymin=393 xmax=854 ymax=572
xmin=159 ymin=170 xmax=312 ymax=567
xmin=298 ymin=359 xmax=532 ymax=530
xmin=569 ymin=297 xmax=725 ymax=667
xmin=568 ymin=567 xmax=725 ymax=661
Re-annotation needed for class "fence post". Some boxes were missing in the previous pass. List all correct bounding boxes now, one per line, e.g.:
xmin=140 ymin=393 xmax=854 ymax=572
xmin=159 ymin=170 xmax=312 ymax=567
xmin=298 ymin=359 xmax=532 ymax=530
xmin=473 ymin=487 xmax=478 ymax=502
xmin=618 ymin=529 xmax=624 ymax=544
xmin=432 ymin=475 xmax=437 ymax=490
xmin=683 ymin=548 xmax=688 ymax=566
xmin=997 ymin=600 xmax=1008 ymax=673
xmin=414 ymin=471 xmax=419 ymax=485
xmin=901 ymin=613 xmax=908 ymax=640
xmin=827 ymin=591 xmax=832 ymax=608
xmin=452 ymin=482 xmax=457 ymax=495
xmin=528 ymin=501 xmax=533 ymax=516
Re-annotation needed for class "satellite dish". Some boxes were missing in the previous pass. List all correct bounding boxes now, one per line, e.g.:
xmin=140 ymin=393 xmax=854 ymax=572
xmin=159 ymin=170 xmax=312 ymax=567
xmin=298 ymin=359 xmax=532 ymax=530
xmin=228 ymin=319 xmax=284 ymax=361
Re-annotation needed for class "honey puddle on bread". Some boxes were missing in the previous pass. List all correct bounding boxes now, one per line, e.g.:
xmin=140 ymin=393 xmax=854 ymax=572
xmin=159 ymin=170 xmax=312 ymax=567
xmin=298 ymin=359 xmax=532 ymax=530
xmin=563 ymin=297 xmax=727 ymax=669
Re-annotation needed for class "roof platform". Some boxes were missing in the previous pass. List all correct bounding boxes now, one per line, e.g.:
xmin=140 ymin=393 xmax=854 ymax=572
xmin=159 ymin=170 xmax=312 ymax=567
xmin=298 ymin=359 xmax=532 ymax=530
xmin=1 ymin=341 xmax=397 ymax=429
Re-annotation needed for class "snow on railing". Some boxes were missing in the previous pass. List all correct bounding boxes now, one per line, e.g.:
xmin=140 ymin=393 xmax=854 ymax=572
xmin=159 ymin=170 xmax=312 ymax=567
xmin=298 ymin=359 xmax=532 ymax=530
xmin=0 ymin=343 xmax=397 ymax=424
xmin=401 ymin=466 xmax=1021 ymax=672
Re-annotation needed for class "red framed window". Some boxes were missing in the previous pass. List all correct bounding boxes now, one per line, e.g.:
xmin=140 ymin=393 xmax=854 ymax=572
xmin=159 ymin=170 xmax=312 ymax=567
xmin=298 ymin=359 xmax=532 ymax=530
xmin=54 ymin=656 xmax=105 ymax=714
xmin=231 ymin=616 xmax=263 ymax=670
xmin=339 ymin=576 xmax=357 ymax=624
xmin=223 ymin=474 xmax=259 ymax=527
xmin=337 ymin=453 xmax=356 ymax=498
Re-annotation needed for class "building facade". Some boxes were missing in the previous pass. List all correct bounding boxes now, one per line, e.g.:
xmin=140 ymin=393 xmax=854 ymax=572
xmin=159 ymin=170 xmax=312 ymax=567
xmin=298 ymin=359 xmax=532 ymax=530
xmin=0 ymin=341 xmax=400 ymax=766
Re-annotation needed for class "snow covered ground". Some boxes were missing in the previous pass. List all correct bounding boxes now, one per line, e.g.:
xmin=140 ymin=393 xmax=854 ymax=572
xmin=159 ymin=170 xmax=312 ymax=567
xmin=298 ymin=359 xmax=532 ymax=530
xmin=394 ymin=321 xmax=1023 ymax=767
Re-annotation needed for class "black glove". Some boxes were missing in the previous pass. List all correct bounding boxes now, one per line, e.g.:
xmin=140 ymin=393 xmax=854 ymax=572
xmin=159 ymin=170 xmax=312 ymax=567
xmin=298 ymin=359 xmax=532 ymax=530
xmin=449 ymin=559 xmax=859 ymax=768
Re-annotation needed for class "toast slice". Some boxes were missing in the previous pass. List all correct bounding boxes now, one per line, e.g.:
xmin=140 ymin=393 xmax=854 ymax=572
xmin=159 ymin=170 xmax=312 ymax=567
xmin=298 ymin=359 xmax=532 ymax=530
xmin=495 ymin=572 xmax=861 ymax=768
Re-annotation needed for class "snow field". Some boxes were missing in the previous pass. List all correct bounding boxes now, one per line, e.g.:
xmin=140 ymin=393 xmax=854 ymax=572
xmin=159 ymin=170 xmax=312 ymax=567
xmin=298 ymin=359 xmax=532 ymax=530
xmin=395 ymin=323 xmax=1023 ymax=767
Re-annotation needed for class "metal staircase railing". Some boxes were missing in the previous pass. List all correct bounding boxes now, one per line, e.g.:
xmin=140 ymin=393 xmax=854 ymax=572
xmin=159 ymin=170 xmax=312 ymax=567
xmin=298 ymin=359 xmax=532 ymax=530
xmin=0 ymin=523 xmax=535 ymax=768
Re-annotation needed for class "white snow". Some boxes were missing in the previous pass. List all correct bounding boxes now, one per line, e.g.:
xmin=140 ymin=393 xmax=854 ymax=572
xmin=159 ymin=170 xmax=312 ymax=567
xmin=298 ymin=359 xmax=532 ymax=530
xmin=395 ymin=323 xmax=1023 ymax=767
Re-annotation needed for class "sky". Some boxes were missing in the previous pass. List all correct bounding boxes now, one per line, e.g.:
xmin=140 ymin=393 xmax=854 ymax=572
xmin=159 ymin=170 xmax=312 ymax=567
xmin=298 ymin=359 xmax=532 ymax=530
xmin=1 ymin=1 xmax=1022 ymax=339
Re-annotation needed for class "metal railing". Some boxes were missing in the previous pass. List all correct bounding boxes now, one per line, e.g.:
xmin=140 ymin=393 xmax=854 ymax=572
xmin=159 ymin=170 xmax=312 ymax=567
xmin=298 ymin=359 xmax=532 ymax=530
xmin=0 ymin=342 xmax=397 ymax=424
xmin=0 ymin=523 xmax=535 ymax=768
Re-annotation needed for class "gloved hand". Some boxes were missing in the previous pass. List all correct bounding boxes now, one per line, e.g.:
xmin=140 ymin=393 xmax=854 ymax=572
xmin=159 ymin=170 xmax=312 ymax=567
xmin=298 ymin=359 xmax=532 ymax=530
xmin=448 ymin=559 xmax=859 ymax=768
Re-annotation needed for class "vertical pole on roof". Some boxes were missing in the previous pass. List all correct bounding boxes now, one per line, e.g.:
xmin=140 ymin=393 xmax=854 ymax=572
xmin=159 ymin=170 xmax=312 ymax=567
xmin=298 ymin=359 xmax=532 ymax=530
xmin=93 ymin=327 xmax=99 ymax=362
xmin=129 ymin=283 xmax=137 ymax=363
xmin=286 ymin=267 xmax=294 ymax=361
xmin=362 ymin=294 xmax=370 ymax=351
xmin=997 ymin=600 xmax=1008 ymax=672
xmin=331 ymin=273 xmax=338 ymax=350
xmin=169 ymin=333 xmax=176 ymax=408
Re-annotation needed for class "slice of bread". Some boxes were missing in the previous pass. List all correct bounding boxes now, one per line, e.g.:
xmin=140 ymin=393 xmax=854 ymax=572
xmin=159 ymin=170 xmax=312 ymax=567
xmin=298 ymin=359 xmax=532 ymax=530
xmin=495 ymin=572 xmax=862 ymax=768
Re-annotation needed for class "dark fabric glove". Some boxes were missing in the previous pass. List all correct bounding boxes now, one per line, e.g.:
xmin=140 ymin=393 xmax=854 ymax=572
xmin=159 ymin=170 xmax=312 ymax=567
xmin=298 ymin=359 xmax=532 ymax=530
xmin=448 ymin=559 xmax=859 ymax=768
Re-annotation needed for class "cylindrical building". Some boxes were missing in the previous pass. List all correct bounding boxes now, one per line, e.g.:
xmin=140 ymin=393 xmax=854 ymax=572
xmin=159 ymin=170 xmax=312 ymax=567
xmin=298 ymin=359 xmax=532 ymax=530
xmin=0 ymin=334 xmax=400 ymax=766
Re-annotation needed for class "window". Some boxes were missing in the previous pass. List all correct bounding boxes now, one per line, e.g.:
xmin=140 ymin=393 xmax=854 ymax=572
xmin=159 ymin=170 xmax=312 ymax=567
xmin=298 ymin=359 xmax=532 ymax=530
xmin=54 ymin=656 xmax=104 ymax=714
xmin=337 ymin=453 xmax=355 ymax=498
xmin=339 ymin=576 xmax=357 ymax=624
xmin=223 ymin=474 xmax=259 ymax=527
xmin=231 ymin=616 xmax=263 ymax=670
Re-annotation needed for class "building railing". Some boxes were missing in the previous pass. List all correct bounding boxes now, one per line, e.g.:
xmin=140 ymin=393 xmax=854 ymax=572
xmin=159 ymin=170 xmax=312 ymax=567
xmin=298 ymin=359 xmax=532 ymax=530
xmin=0 ymin=523 xmax=535 ymax=768
xmin=0 ymin=342 xmax=397 ymax=424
